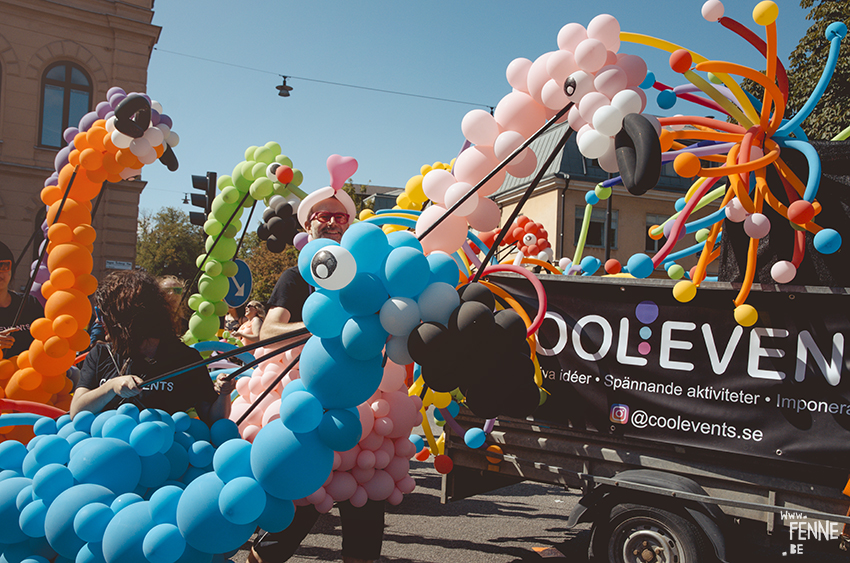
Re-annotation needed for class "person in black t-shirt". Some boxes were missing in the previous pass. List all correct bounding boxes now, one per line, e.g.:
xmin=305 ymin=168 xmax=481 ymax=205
xmin=0 ymin=241 xmax=44 ymax=360
xmin=70 ymin=270 xmax=235 ymax=424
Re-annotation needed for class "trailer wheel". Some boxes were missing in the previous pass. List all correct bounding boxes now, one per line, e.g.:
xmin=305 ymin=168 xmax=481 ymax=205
xmin=590 ymin=503 xmax=709 ymax=563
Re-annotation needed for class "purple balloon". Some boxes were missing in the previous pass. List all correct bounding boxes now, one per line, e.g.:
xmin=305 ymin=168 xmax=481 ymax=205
xmin=63 ymin=127 xmax=79 ymax=144
xmin=109 ymin=93 xmax=126 ymax=108
xmin=44 ymin=173 xmax=59 ymax=188
xmin=54 ymin=146 xmax=71 ymax=173
xmin=96 ymin=101 xmax=112 ymax=119
xmin=105 ymin=111 xmax=114 ymax=120
xmin=141 ymin=93 xmax=151 ymax=104
xmin=158 ymin=114 xmax=173 ymax=129
xmin=294 ymin=232 xmax=309 ymax=251
xmin=77 ymin=111 xmax=99 ymax=132
xmin=151 ymin=109 xmax=161 ymax=126
xmin=106 ymin=86 xmax=127 ymax=99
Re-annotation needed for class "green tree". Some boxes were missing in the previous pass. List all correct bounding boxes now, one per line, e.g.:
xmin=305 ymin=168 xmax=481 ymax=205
xmin=136 ymin=207 xmax=205 ymax=281
xmin=787 ymin=0 xmax=850 ymax=139
xmin=237 ymin=231 xmax=299 ymax=303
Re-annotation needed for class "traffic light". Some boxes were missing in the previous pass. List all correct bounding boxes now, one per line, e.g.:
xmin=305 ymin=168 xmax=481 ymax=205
xmin=189 ymin=171 xmax=217 ymax=227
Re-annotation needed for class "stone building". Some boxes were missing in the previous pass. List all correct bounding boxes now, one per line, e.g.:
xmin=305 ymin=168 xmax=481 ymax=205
xmin=0 ymin=0 xmax=160 ymax=291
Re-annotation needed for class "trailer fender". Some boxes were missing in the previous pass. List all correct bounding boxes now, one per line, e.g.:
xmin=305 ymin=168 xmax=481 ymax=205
xmin=566 ymin=469 xmax=729 ymax=563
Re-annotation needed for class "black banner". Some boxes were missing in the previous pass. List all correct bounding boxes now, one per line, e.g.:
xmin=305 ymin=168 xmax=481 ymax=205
xmin=491 ymin=273 xmax=850 ymax=471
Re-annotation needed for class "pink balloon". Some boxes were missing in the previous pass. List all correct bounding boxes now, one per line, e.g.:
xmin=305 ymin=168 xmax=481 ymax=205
xmin=362 ymin=469 xmax=394 ymax=501
xmin=261 ymin=398 xmax=282 ymax=426
xmin=505 ymin=57 xmax=532 ymax=93
xmin=578 ymin=91 xmax=611 ymax=122
xmin=315 ymin=494 xmax=334 ymax=514
xmin=385 ymin=456 xmax=411 ymax=482
xmin=444 ymin=182 xmax=480 ymax=217
xmin=260 ymin=364 xmax=283 ymax=388
xmin=356 ymin=402 xmax=375 ymax=438
xmin=371 ymin=399 xmax=390 ymax=418
xmin=235 ymin=377 xmax=251 ymax=398
xmin=416 ymin=204 xmax=469 ymax=256
xmin=394 ymin=436 xmax=417 ymax=459
xmin=594 ymin=66 xmax=628 ymax=99
xmin=333 ymin=452 xmax=342 ymax=470
xmin=493 ymin=91 xmax=547 ymax=138
xmin=541 ymin=79 xmax=569 ymax=110
xmin=605 ymin=50 xmax=618 ymax=67
xmin=564 ymin=70 xmax=595 ymax=103
xmin=337 ymin=447 xmax=359 ymax=472
xmin=360 ymin=431 xmax=384 ymax=451
xmin=373 ymin=417 xmax=394 ymax=437
xmin=506 ymin=148 xmax=538 ymax=179
xmin=771 ymin=260 xmax=797 ymax=284
xmin=352 ymin=466 xmax=375 ymax=484
xmin=248 ymin=375 xmax=264 ymax=397
xmin=454 ymin=145 xmax=498 ymax=187
xmin=373 ymin=449 xmax=391 ymax=469
xmin=387 ymin=488 xmax=404 ymax=506
xmin=378 ymin=436 xmax=396 ymax=458
xmin=397 ymin=475 xmax=416 ymax=494
xmin=461 ymin=109 xmax=500 ymax=146
xmin=574 ymin=38 xmax=607 ymax=73
xmin=526 ymin=52 xmax=554 ymax=106
xmin=466 ymin=196 xmax=501 ymax=232
xmin=493 ymin=130 xmax=525 ymax=162
xmin=326 ymin=471 xmax=357 ymax=501
xmin=326 ymin=154 xmax=358 ymax=191
xmin=744 ymin=213 xmax=770 ymax=239
xmin=422 ymin=168 xmax=455 ymax=204
xmin=242 ymin=424 xmax=260 ymax=443
xmin=546 ymin=50 xmax=579 ymax=85
xmin=557 ymin=22 xmax=587 ymax=52
xmin=617 ymin=54 xmax=648 ymax=88
xmin=357 ymin=449 xmax=376 ymax=469
xmin=306 ymin=486 xmax=326 ymax=505
xmin=379 ymin=361 xmax=406 ymax=393
xmin=587 ymin=14 xmax=621 ymax=52
xmin=568 ymin=105 xmax=587 ymax=131
xmin=350 ymin=486 xmax=368 ymax=508
xmin=598 ymin=145 xmax=620 ymax=173
xmin=384 ymin=391 xmax=421 ymax=437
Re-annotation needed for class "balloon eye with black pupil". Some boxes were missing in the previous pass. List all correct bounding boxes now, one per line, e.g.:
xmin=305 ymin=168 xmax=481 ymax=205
xmin=267 ymin=163 xmax=281 ymax=181
xmin=564 ymin=77 xmax=577 ymax=97
xmin=312 ymin=250 xmax=337 ymax=280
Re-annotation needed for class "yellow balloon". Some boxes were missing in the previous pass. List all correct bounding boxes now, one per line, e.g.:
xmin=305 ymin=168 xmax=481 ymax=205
xmin=420 ymin=164 xmax=432 ymax=176
xmin=672 ymin=280 xmax=697 ymax=302
xmin=753 ymin=1 xmax=778 ymax=26
xmin=734 ymin=304 xmax=758 ymax=327
xmin=430 ymin=391 xmax=452 ymax=409
xmin=359 ymin=209 xmax=375 ymax=220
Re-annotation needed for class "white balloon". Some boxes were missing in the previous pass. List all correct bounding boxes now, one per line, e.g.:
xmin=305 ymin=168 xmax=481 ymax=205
xmin=155 ymin=123 xmax=171 ymax=139
xmin=702 ymin=0 xmax=724 ymax=22
xmin=166 ymin=131 xmax=180 ymax=147
xmin=611 ymin=89 xmax=643 ymax=116
xmin=129 ymin=137 xmax=152 ymax=157
xmin=577 ymin=129 xmax=613 ymax=160
xmin=111 ymin=129 xmax=132 ymax=149
xmin=422 ymin=168 xmax=455 ymax=204
xmin=597 ymin=146 xmax=620 ymax=173
xmin=105 ymin=116 xmax=117 ymax=133
xmin=151 ymin=100 xmax=164 ymax=113
xmin=138 ymin=147 xmax=158 ymax=165
xmin=444 ymin=182 xmax=479 ymax=217
xmin=461 ymin=109 xmax=499 ymax=147
xmin=592 ymin=105 xmax=624 ymax=137
xmin=143 ymin=125 xmax=164 ymax=147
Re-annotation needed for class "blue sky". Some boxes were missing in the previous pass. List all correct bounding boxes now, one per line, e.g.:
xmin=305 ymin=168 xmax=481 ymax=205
xmin=140 ymin=0 xmax=813 ymax=225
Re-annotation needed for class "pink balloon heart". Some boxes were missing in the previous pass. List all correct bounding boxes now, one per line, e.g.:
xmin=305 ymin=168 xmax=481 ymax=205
xmin=326 ymin=154 xmax=358 ymax=191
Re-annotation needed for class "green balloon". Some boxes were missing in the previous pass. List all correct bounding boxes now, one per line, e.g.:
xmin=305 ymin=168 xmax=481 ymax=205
xmin=182 ymin=333 xmax=198 ymax=346
xmin=224 ymin=223 xmax=240 ymax=238
xmin=250 ymin=177 xmax=274 ymax=200
xmin=204 ymin=220 xmax=222 ymax=237
xmin=221 ymin=260 xmax=239 ymax=278
xmin=253 ymin=146 xmax=275 ymax=165
xmin=232 ymin=166 xmax=251 ymax=191
xmin=251 ymin=162 xmax=267 ymax=181
xmin=214 ymin=300 xmax=229 ymax=317
xmin=273 ymin=184 xmax=291 ymax=198
xmin=241 ymin=161 xmax=256 ymax=182
xmin=695 ymin=228 xmax=710 ymax=243
xmin=595 ymin=185 xmax=612 ymax=200
xmin=206 ymin=237 xmax=238 ymax=262
xmin=265 ymin=141 xmax=282 ymax=156
xmin=708 ymin=72 xmax=722 ymax=84
xmin=291 ymin=169 xmax=304 ymax=187
xmin=212 ymin=200 xmax=239 ymax=224
xmin=667 ymin=264 xmax=685 ymax=280
xmin=275 ymin=155 xmax=293 ymax=167
xmin=187 ymin=293 xmax=204 ymax=311
xmin=217 ymin=175 xmax=234 ymax=189
xmin=244 ymin=146 xmax=258 ymax=162
xmin=204 ymin=260 xmax=223 ymax=277
xmin=198 ymin=300 xmax=216 ymax=317
xmin=198 ymin=273 xmax=230 ymax=301
xmin=189 ymin=313 xmax=219 ymax=342
xmin=221 ymin=186 xmax=241 ymax=204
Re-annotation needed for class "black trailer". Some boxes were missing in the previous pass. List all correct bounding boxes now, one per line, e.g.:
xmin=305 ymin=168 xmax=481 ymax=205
xmin=442 ymin=273 xmax=850 ymax=563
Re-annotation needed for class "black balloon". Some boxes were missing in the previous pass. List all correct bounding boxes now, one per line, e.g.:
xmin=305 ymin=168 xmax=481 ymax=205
xmin=615 ymin=113 xmax=661 ymax=196
xmin=457 ymin=282 xmax=495 ymax=311
xmin=113 ymin=93 xmax=151 ymax=138
xmin=257 ymin=203 xmax=299 ymax=253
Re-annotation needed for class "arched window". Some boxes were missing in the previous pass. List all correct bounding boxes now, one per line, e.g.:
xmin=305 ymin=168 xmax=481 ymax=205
xmin=39 ymin=62 xmax=92 ymax=148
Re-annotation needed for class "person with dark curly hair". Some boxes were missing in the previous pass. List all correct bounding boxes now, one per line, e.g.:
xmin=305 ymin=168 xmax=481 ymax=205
xmin=70 ymin=270 xmax=235 ymax=423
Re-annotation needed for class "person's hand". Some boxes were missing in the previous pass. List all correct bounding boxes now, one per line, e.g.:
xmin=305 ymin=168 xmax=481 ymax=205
xmin=214 ymin=373 xmax=236 ymax=396
xmin=111 ymin=375 xmax=143 ymax=398
xmin=0 ymin=331 xmax=14 ymax=351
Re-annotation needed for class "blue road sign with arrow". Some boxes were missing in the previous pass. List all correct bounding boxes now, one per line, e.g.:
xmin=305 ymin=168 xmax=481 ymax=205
xmin=225 ymin=259 xmax=253 ymax=308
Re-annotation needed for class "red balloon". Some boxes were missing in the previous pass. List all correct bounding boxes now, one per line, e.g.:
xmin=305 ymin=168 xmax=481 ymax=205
xmin=275 ymin=165 xmax=295 ymax=184
xmin=524 ymin=221 xmax=539 ymax=234
xmin=516 ymin=215 xmax=530 ymax=227
xmin=525 ymin=244 xmax=539 ymax=256
xmin=510 ymin=227 xmax=525 ymax=243
xmin=604 ymin=259 xmax=622 ymax=274
xmin=433 ymin=454 xmax=454 ymax=474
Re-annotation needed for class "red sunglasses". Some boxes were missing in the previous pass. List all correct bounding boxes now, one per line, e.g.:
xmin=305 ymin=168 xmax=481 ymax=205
xmin=0 ymin=260 xmax=11 ymax=273
xmin=309 ymin=211 xmax=349 ymax=225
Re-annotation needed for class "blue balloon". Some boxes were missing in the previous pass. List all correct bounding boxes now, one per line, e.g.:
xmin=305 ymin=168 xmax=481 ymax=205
xmin=302 ymin=290 xmax=348 ymax=338
xmin=814 ymin=228 xmax=841 ymax=255
xmin=338 ymin=273 xmax=389 ymax=316
xmin=149 ymin=485 xmax=183 ymax=525
xmin=640 ymin=71 xmax=656 ymax=89
xmin=187 ymin=441 xmax=214 ymax=469
xmin=73 ymin=501 xmax=113 ymax=543
xmin=66 ymin=431 xmax=90 ymax=449
xmin=580 ymin=256 xmax=601 ymax=276
xmin=143 ymin=523 xmax=186 ymax=563
xmin=32 ymin=435 xmax=71 ymax=467
xmin=111 ymin=492 xmax=143 ymax=513
xmin=209 ymin=419 xmax=240 ymax=448
xmin=279 ymin=379 xmax=306 ymax=401
xmin=32 ymin=417 xmax=56 ymax=437
xmin=674 ymin=197 xmax=687 ymax=212
xmin=32 ymin=463 xmax=72 ymax=504
xmin=427 ymin=251 xmax=460 ymax=286
xmin=341 ymin=315 xmax=389 ymax=361
xmin=101 ymin=499 xmax=153 ymax=563
xmin=218 ymin=477 xmax=266 ymax=525
xmin=0 ymin=441 xmax=27 ymax=471
xmin=299 ymin=337 xmax=383 ymax=409
xmin=154 ymin=421 xmax=175 ymax=455
xmin=16 ymin=483 xmax=33 ymax=510
xmin=585 ymin=191 xmax=599 ymax=205
xmin=627 ymin=253 xmax=654 ymax=279
xmin=657 ymin=89 xmax=677 ymax=110
xmin=130 ymin=422 xmax=167 ymax=457
xmin=297 ymin=238 xmax=337 ymax=287
xmin=19 ymin=498 xmax=46 ymax=538
xmin=317 ymin=408 xmax=362 ymax=452
xmin=173 ymin=431 xmax=195 ymax=451
xmin=44 ymin=483 xmax=114 ymax=558
xmin=250 ymin=419 xmax=333 ymax=500
xmin=417 ymin=282 xmax=460 ymax=325
xmin=116 ymin=403 xmax=140 ymax=421
xmin=382 ymin=247 xmax=431 ymax=298
xmin=55 ymin=413 xmax=72 ymax=431
xmin=90 ymin=410 xmax=117 ymax=437
xmin=340 ymin=222 xmax=391 ymax=274
xmin=68 ymin=438 xmax=141 ymax=495
xmin=101 ymin=414 xmax=137 ymax=443
xmin=387 ymin=230 xmax=423 ymax=252
xmin=279 ymin=391 xmax=324 ymax=434
xmin=0 ymin=479 xmax=30 ymax=543
xmin=463 ymin=428 xmax=486 ymax=449
xmin=409 ymin=435 xmax=425 ymax=453
xmin=139 ymin=453 xmax=170 ymax=489
xmin=212 ymin=439 xmax=253 ymax=483
xmin=254 ymin=492 xmax=295 ymax=534
xmin=139 ymin=409 xmax=163 ymax=424
xmin=185 ymin=419 xmax=210 ymax=444
xmin=164 ymin=442 xmax=190 ymax=481
xmin=175 ymin=473 xmax=255 ymax=554
xmin=171 ymin=412 xmax=192 ymax=433
xmin=75 ymin=542 xmax=107 ymax=563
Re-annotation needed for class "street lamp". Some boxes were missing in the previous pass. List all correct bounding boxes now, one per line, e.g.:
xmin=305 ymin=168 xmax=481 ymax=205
xmin=276 ymin=76 xmax=293 ymax=97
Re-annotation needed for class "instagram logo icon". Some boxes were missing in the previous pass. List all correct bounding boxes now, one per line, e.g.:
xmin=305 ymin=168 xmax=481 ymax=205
xmin=610 ymin=404 xmax=630 ymax=424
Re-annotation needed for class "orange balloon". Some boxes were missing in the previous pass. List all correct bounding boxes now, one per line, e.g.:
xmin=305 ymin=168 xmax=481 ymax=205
xmin=106 ymin=172 xmax=123 ymax=183
xmin=46 ymin=241 xmax=59 ymax=255
xmin=40 ymin=279 xmax=57 ymax=301
xmin=0 ymin=386 xmax=4 ymax=399
xmin=154 ymin=144 xmax=165 ymax=158
xmin=42 ymin=373 xmax=67 ymax=394
xmin=73 ymin=132 xmax=90 ymax=151
xmin=68 ymin=329 xmax=91 ymax=351
xmin=85 ymin=166 xmax=108 ymax=185
xmin=79 ymin=148 xmax=104 ymax=171
xmin=50 ymin=267 xmax=76 ymax=290
xmin=16 ymin=368 xmax=42 ymax=391
xmin=44 ymin=336 xmax=70 ymax=358
xmin=55 ymin=395 xmax=72 ymax=411
xmin=47 ymin=243 xmax=93 ymax=277
xmin=0 ymin=359 xmax=16 ymax=381
xmin=73 ymin=273 xmax=98 ymax=296
xmin=58 ymin=165 xmax=101 ymax=202
xmin=29 ymin=340 xmax=75 ymax=374
xmin=41 ymin=185 xmax=62 ymax=206
xmin=673 ymin=153 xmax=702 ymax=178
xmin=659 ymin=129 xmax=675 ymax=152
xmin=68 ymin=150 xmax=80 ymax=167
xmin=73 ymin=224 xmax=96 ymax=246
xmin=116 ymin=149 xmax=138 ymax=168
xmin=47 ymin=223 xmax=74 ymax=244
xmin=47 ymin=198 xmax=91 ymax=229
xmin=101 ymin=152 xmax=123 ymax=174
xmin=104 ymin=134 xmax=119 ymax=154
xmin=44 ymin=288 xmax=91 ymax=326
xmin=86 ymin=127 xmax=108 ymax=152
xmin=15 ymin=350 xmax=31 ymax=369
xmin=30 ymin=318 xmax=54 ymax=342
xmin=52 ymin=314 xmax=78 ymax=338
xmin=3 ymin=375 xmax=52 ymax=403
